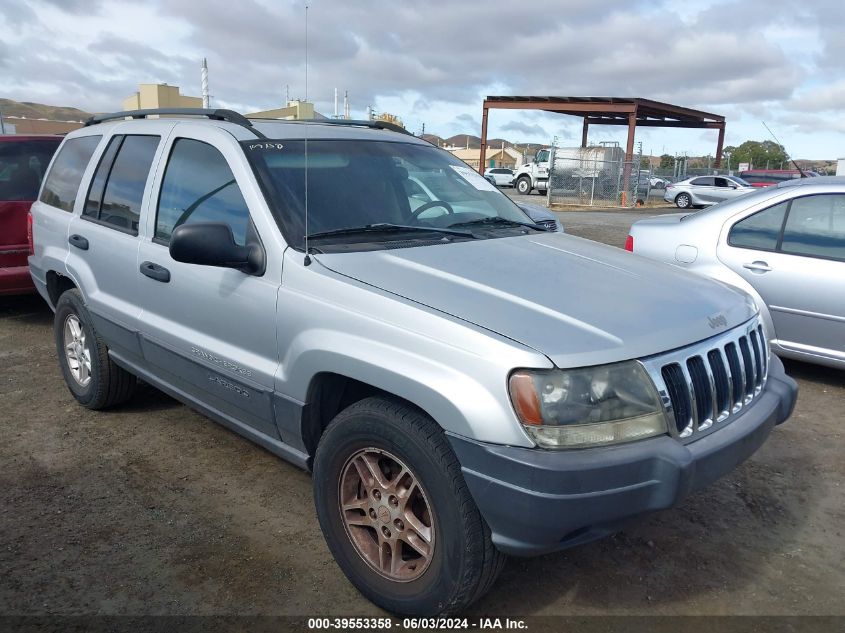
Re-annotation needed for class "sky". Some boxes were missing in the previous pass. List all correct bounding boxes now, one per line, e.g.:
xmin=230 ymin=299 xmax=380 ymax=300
xmin=1 ymin=0 xmax=843 ymax=159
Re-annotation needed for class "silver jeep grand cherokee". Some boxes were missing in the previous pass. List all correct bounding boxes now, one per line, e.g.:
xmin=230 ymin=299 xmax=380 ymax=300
xmin=28 ymin=109 xmax=797 ymax=616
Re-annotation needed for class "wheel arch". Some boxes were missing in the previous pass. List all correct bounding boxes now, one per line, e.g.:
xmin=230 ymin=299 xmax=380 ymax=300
xmin=46 ymin=270 xmax=79 ymax=309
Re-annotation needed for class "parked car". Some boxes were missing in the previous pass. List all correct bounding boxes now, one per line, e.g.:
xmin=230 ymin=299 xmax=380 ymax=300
xmin=0 ymin=134 xmax=62 ymax=294
xmin=30 ymin=109 xmax=796 ymax=616
xmin=740 ymin=169 xmax=819 ymax=188
xmin=483 ymin=167 xmax=515 ymax=187
xmin=628 ymin=176 xmax=845 ymax=369
xmin=650 ymin=175 xmax=669 ymax=189
xmin=664 ymin=175 xmax=755 ymax=208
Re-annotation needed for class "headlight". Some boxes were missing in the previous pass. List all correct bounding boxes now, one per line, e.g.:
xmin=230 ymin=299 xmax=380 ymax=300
xmin=508 ymin=361 xmax=668 ymax=449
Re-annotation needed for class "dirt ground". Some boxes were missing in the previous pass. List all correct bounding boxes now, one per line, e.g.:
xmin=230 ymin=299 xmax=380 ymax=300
xmin=2 ymin=209 xmax=844 ymax=618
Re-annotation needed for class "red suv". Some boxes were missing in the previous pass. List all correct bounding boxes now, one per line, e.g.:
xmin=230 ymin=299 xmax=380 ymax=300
xmin=0 ymin=135 xmax=62 ymax=295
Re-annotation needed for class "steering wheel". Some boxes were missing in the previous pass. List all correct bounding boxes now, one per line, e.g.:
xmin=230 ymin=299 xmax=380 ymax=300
xmin=411 ymin=200 xmax=454 ymax=219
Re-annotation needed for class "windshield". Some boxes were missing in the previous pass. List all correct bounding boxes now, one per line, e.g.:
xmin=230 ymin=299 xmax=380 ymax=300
xmin=243 ymin=139 xmax=533 ymax=250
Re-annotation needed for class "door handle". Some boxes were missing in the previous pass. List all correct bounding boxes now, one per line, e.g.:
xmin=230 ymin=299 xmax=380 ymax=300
xmin=140 ymin=261 xmax=171 ymax=283
xmin=742 ymin=261 xmax=772 ymax=273
xmin=68 ymin=234 xmax=89 ymax=251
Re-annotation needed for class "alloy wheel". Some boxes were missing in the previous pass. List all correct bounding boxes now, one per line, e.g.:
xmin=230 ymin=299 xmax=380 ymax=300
xmin=339 ymin=448 xmax=435 ymax=582
xmin=63 ymin=314 xmax=92 ymax=387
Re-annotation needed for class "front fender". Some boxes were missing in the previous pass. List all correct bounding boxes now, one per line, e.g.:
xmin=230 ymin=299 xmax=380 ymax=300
xmin=279 ymin=328 xmax=535 ymax=447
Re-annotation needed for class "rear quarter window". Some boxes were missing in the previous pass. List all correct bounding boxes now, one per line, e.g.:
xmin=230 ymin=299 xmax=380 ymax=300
xmin=728 ymin=201 xmax=788 ymax=251
xmin=39 ymin=136 xmax=102 ymax=212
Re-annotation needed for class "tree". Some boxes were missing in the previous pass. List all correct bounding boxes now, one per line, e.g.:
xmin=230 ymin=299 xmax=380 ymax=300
xmin=722 ymin=140 xmax=788 ymax=170
xmin=659 ymin=154 xmax=673 ymax=169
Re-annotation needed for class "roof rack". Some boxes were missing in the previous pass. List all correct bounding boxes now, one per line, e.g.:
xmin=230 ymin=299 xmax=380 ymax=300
xmin=248 ymin=117 xmax=413 ymax=137
xmin=84 ymin=108 xmax=266 ymax=138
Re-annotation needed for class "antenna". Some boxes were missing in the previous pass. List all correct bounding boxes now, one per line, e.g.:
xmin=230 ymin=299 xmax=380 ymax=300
xmin=762 ymin=121 xmax=807 ymax=177
xmin=303 ymin=3 xmax=311 ymax=265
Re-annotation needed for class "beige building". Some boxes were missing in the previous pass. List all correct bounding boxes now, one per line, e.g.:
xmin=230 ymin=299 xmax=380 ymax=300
xmin=448 ymin=147 xmax=523 ymax=170
xmin=122 ymin=83 xmax=202 ymax=111
xmin=247 ymin=100 xmax=317 ymax=120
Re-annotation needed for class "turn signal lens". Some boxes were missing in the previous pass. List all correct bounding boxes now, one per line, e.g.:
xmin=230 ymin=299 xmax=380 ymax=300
xmin=508 ymin=372 xmax=543 ymax=425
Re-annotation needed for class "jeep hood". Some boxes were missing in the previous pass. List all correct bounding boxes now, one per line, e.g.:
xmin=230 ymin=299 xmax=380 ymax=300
xmin=316 ymin=233 xmax=756 ymax=368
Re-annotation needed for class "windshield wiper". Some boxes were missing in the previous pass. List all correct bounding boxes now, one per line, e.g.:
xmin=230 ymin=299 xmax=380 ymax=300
xmin=307 ymin=223 xmax=476 ymax=241
xmin=447 ymin=217 xmax=550 ymax=231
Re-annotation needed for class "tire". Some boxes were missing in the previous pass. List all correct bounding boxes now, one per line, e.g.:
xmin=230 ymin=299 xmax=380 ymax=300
xmin=675 ymin=192 xmax=692 ymax=209
xmin=516 ymin=177 xmax=532 ymax=195
xmin=54 ymin=288 xmax=137 ymax=409
xmin=313 ymin=397 xmax=505 ymax=616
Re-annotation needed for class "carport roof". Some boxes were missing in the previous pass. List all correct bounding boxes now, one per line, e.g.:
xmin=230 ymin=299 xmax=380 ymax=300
xmin=483 ymin=96 xmax=724 ymax=128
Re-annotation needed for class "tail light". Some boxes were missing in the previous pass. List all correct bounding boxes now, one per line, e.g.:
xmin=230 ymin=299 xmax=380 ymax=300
xmin=624 ymin=235 xmax=634 ymax=252
xmin=26 ymin=211 xmax=35 ymax=255
xmin=666 ymin=184 xmax=675 ymax=190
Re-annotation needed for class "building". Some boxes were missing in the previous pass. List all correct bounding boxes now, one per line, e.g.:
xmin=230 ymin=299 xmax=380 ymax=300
xmin=448 ymin=147 xmax=523 ymax=170
xmin=0 ymin=118 xmax=83 ymax=134
xmin=247 ymin=100 xmax=325 ymax=120
xmin=122 ymin=83 xmax=202 ymax=111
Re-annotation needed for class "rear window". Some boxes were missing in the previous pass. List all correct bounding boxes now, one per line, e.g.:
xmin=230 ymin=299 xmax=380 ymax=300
xmin=40 ymin=136 xmax=102 ymax=212
xmin=0 ymin=138 xmax=61 ymax=202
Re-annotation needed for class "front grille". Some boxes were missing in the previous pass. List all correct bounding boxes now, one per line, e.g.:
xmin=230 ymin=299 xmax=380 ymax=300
xmin=642 ymin=319 xmax=768 ymax=441
xmin=536 ymin=219 xmax=558 ymax=231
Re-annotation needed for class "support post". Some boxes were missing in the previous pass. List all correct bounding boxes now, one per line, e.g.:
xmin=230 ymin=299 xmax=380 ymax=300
xmin=581 ymin=118 xmax=589 ymax=148
xmin=714 ymin=122 xmax=725 ymax=168
xmin=621 ymin=110 xmax=637 ymax=205
xmin=479 ymin=105 xmax=489 ymax=174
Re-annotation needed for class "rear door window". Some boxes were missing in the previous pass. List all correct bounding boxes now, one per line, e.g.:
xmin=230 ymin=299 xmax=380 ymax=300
xmin=83 ymin=135 xmax=160 ymax=234
xmin=155 ymin=138 xmax=251 ymax=245
xmin=728 ymin=201 xmax=788 ymax=251
xmin=39 ymin=136 xmax=102 ymax=211
xmin=781 ymin=195 xmax=845 ymax=261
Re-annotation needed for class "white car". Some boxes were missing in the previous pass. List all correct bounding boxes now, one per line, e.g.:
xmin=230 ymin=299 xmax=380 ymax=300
xmin=483 ymin=167 xmax=515 ymax=187
xmin=628 ymin=177 xmax=845 ymax=369
xmin=664 ymin=175 xmax=755 ymax=208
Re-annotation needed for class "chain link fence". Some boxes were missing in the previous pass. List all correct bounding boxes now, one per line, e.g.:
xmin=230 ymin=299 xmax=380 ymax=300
xmin=548 ymin=150 xmax=645 ymax=208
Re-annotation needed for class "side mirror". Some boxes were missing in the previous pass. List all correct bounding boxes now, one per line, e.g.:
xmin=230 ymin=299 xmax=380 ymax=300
xmin=169 ymin=222 xmax=265 ymax=275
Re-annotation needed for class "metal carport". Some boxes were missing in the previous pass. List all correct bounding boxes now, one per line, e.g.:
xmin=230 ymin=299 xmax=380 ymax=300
xmin=479 ymin=96 xmax=726 ymax=199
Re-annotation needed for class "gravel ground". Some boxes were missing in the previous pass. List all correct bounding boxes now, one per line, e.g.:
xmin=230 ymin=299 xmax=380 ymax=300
xmin=1 ymin=205 xmax=843 ymax=618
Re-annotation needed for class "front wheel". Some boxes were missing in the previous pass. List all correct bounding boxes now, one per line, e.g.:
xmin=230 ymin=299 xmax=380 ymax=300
xmin=516 ymin=177 xmax=532 ymax=195
xmin=675 ymin=192 xmax=692 ymax=208
xmin=313 ymin=397 xmax=505 ymax=616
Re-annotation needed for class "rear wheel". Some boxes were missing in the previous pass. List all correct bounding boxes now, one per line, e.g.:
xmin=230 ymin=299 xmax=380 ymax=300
xmin=516 ymin=177 xmax=532 ymax=195
xmin=54 ymin=289 xmax=136 ymax=409
xmin=313 ymin=397 xmax=505 ymax=616
xmin=675 ymin=192 xmax=692 ymax=208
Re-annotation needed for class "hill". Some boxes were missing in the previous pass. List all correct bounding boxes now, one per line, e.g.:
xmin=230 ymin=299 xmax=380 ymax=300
xmin=0 ymin=98 xmax=91 ymax=122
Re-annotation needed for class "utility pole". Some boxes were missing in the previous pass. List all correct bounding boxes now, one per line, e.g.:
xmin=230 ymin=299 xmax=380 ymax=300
xmin=0 ymin=109 xmax=6 ymax=135
xmin=334 ymin=88 xmax=338 ymax=118
xmin=201 ymin=58 xmax=209 ymax=109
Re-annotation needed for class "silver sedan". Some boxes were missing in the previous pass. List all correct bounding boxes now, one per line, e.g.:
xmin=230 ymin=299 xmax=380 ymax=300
xmin=628 ymin=177 xmax=845 ymax=369
xmin=664 ymin=175 xmax=755 ymax=209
